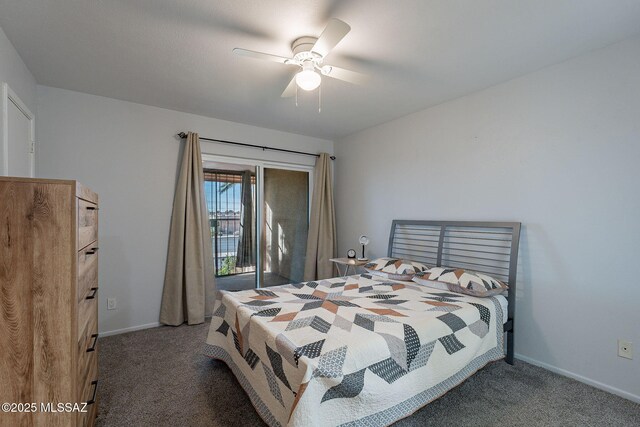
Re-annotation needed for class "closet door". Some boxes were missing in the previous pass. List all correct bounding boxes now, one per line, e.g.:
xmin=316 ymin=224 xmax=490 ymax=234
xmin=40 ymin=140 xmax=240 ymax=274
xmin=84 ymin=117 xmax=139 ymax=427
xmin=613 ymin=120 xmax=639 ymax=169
xmin=2 ymin=84 xmax=34 ymax=177
xmin=261 ymin=167 xmax=309 ymax=286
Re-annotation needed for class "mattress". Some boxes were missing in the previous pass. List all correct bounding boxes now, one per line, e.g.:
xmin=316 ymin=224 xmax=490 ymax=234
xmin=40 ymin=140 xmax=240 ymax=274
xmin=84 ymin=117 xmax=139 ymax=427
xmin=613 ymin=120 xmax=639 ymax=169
xmin=205 ymin=274 xmax=506 ymax=426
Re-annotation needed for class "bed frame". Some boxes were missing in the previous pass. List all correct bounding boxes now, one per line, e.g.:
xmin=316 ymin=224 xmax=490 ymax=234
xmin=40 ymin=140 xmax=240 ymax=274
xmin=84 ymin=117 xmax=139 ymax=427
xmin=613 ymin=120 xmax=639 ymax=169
xmin=387 ymin=220 xmax=521 ymax=364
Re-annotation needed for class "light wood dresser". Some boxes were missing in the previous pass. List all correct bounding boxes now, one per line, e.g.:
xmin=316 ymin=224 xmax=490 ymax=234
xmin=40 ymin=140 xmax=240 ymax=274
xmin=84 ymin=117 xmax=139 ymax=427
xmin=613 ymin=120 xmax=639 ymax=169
xmin=0 ymin=177 xmax=99 ymax=427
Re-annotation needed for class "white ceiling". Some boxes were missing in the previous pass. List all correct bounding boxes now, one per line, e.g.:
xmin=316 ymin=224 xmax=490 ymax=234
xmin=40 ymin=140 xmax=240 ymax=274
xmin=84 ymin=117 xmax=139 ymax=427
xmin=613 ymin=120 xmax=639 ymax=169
xmin=1 ymin=0 xmax=640 ymax=140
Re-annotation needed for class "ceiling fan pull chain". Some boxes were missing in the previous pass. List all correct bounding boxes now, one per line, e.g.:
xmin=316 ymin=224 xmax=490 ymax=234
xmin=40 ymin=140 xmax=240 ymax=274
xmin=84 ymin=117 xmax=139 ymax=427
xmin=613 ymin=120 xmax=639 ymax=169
xmin=295 ymin=84 xmax=298 ymax=107
xmin=318 ymin=83 xmax=322 ymax=113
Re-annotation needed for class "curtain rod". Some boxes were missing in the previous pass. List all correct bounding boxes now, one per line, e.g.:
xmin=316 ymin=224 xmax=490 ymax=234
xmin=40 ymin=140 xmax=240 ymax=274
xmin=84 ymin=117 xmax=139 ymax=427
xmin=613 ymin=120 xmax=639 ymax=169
xmin=177 ymin=132 xmax=336 ymax=160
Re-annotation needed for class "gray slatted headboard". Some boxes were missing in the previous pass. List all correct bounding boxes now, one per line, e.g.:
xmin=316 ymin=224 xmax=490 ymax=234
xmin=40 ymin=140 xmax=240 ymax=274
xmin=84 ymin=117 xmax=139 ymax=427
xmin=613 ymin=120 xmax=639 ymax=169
xmin=387 ymin=220 xmax=521 ymax=364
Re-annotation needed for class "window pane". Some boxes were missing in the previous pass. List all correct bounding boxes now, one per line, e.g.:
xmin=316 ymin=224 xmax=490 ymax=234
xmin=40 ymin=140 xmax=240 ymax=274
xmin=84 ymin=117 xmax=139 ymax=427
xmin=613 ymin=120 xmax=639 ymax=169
xmin=203 ymin=168 xmax=256 ymax=281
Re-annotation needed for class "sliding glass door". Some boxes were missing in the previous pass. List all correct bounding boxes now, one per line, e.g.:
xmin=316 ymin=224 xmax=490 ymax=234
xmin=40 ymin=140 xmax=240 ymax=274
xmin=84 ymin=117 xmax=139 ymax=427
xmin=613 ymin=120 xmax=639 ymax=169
xmin=203 ymin=158 xmax=311 ymax=290
xmin=262 ymin=168 xmax=309 ymax=286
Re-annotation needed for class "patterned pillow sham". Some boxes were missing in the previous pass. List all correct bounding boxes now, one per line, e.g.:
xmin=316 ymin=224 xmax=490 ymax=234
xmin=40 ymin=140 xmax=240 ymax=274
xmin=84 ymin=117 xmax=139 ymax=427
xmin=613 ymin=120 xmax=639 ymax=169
xmin=409 ymin=274 xmax=450 ymax=291
xmin=413 ymin=267 xmax=508 ymax=297
xmin=364 ymin=257 xmax=429 ymax=281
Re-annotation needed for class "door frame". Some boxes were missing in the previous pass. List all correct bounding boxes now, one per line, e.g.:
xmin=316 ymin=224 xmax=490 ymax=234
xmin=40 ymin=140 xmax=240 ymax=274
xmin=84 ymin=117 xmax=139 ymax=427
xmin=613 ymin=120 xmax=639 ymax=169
xmin=201 ymin=153 xmax=314 ymax=288
xmin=1 ymin=82 xmax=35 ymax=177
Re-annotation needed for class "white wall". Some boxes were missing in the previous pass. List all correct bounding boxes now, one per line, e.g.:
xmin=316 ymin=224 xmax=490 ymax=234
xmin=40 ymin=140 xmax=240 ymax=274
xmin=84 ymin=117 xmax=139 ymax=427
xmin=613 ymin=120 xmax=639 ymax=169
xmin=36 ymin=86 xmax=333 ymax=335
xmin=335 ymin=36 xmax=640 ymax=402
xmin=0 ymin=25 xmax=36 ymax=176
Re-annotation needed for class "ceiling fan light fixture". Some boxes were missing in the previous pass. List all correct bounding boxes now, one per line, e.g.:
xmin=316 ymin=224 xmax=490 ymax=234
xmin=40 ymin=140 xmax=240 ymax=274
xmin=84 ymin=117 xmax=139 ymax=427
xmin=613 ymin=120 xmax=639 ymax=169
xmin=233 ymin=19 xmax=364 ymax=98
xmin=295 ymin=62 xmax=321 ymax=91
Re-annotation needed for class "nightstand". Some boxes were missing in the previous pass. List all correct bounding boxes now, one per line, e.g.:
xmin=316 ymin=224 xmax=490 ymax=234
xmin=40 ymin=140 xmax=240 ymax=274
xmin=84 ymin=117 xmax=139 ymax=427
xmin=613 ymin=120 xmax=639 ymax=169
xmin=330 ymin=257 xmax=369 ymax=278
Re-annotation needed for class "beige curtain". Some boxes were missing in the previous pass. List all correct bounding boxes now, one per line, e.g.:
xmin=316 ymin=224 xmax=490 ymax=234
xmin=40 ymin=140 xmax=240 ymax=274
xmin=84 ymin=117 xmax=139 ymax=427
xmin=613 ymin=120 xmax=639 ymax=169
xmin=303 ymin=153 xmax=337 ymax=280
xmin=160 ymin=132 xmax=215 ymax=326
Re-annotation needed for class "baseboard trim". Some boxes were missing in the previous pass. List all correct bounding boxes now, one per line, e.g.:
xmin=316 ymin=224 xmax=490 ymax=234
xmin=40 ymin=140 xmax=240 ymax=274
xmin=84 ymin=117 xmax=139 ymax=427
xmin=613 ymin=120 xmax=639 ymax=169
xmin=515 ymin=353 xmax=639 ymax=403
xmin=100 ymin=322 xmax=161 ymax=337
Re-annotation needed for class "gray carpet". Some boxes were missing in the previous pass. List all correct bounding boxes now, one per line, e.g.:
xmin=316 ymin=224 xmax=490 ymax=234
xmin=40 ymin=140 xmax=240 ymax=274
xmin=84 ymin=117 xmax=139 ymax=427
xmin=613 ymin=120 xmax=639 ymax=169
xmin=96 ymin=322 xmax=640 ymax=427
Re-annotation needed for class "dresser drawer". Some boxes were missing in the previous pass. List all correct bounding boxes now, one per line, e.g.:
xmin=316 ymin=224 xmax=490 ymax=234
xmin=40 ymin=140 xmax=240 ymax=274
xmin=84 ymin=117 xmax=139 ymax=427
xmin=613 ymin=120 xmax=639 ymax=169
xmin=78 ymin=290 xmax=98 ymax=341
xmin=78 ymin=300 xmax=98 ymax=360
xmin=78 ymin=340 xmax=98 ymax=396
xmin=78 ymin=199 xmax=98 ymax=250
xmin=78 ymin=245 xmax=98 ymax=302
xmin=77 ymin=293 xmax=98 ymax=427
xmin=77 ymin=354 xmax=98 ymax=427
xmin=77 ymin=339 xmax=98 ymax=397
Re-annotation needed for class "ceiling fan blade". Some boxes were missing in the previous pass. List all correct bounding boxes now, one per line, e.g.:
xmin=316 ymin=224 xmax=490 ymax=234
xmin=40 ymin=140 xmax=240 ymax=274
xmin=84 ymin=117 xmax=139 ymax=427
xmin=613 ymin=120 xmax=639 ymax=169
xmin=233 ymin=48 xmax=291 ymax=64
xmin=281 ymin=76 xmax=297 ymax=98
xmin=311 ymin=18 xmax=351 ymax=57
xmin=322 ymin=65 xmax=368 ymax=85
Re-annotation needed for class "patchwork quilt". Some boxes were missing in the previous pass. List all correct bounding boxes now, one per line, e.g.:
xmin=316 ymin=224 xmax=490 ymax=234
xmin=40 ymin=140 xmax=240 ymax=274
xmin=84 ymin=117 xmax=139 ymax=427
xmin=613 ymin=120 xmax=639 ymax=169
xmin=205 ymin=274 xmax=504 ymax=427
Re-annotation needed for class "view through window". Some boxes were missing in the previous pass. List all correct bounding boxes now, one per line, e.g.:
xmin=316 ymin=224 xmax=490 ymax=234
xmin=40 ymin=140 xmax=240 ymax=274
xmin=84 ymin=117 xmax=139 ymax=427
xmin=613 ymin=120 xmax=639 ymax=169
xmin=204 ymin=169 xmax=256 ymax=277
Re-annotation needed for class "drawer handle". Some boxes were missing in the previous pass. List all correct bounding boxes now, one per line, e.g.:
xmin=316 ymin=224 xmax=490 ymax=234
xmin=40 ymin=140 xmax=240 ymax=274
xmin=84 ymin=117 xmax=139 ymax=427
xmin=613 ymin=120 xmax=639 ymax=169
xmin=86 ymin=287 xmax=98 ymax=300
xmin=85 ymin=206 xmax=99 ymax=211
xmin=86 ymin=380 xmax=98 ymax=405
xmin=87 ymin=333 xmax=99 ymax=352
xmin=86 ymin=247 xmax=99 ymax=255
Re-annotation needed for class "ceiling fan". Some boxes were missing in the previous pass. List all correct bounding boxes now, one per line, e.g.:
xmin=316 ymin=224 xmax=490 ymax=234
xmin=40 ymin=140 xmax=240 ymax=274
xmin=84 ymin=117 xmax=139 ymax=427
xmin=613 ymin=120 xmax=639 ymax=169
xmin=233 ymin=19 xmax=366 ymax=97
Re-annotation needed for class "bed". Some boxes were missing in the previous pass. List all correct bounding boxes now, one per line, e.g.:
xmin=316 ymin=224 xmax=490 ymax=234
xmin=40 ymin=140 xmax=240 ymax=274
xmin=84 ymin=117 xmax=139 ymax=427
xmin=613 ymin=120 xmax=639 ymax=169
xmin=205 ymin=220 xmax=521 ymax=426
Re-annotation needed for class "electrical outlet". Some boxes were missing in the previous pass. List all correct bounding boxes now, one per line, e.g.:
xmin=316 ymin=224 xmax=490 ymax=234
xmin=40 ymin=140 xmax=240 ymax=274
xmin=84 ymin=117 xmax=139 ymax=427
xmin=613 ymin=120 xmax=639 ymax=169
xmin=618 ymin=340 xmax=633 ymax=360
xmin=107 ymin=298 xmax=117 ymax=310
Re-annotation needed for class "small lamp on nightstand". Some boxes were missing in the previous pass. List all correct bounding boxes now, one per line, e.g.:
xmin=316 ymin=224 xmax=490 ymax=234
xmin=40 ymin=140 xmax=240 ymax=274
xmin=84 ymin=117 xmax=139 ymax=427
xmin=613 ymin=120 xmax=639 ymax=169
xmin=358 ymin=235 xmax=370 ymax=261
